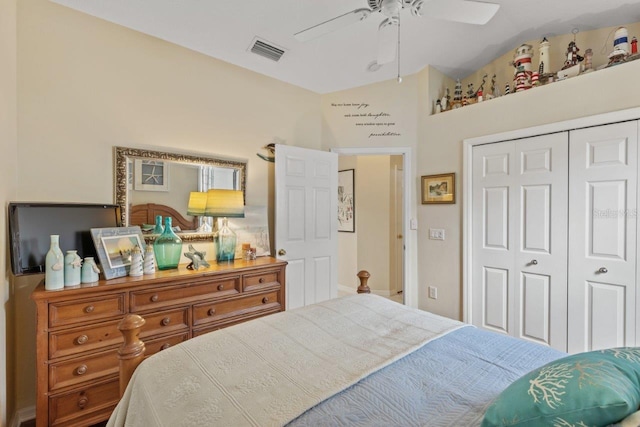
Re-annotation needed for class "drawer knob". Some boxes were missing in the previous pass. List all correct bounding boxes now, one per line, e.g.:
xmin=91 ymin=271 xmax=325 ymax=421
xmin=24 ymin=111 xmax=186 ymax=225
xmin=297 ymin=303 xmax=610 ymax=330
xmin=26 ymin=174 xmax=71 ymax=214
xmin=217 ymin=284 xmax=224 ymax=291
xmin=259 ymin=278 xmax=265 ymax=283
xmin=76 ymin=335 xmax=89 ymax=345
xmin=77 ymin=395 xmax=89 ymax=409
xmin=161 ymin=317 xmax=171 ymax=326
xmin=208 ymin=308 xmax=216 ymax=316
xmin=160 ymin=343 xmax=171 ymax=351
xmin=76 ymin=365 xmax=88 ymax=376
xmin=262 ymin=297 xmax=269 ymax=304
xmin=150 ymin=294 xmax=159 ymax=302
xmin=84 ymin=305 xmax=94 ymax=313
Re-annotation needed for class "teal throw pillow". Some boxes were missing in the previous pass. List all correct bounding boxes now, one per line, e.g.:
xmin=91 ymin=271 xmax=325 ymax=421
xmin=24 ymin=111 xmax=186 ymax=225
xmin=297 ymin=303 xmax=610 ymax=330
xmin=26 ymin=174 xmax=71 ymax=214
xmin=482 ymin=347 xmax=640 ymax=427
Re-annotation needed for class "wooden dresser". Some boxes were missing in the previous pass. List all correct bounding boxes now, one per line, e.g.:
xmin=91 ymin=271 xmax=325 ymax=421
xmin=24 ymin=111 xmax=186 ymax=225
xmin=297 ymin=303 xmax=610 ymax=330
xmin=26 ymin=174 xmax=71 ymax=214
xmin=31 ymin=257 xmax=287 ymax=427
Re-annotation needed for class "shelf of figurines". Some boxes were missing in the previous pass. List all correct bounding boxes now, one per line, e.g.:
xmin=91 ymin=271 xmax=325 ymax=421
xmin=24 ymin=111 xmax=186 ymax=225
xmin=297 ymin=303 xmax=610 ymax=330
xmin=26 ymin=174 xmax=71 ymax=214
xmin=433 ymin=27 xmax=639 ymax=115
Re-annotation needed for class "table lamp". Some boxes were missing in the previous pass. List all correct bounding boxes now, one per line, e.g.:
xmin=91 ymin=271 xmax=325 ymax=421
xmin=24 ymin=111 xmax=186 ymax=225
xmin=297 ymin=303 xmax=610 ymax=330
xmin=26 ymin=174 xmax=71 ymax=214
xmin=187 ymin=191 xmax=212 ymax=232
xmin=205 ymin=189 xmax=245 ymax=262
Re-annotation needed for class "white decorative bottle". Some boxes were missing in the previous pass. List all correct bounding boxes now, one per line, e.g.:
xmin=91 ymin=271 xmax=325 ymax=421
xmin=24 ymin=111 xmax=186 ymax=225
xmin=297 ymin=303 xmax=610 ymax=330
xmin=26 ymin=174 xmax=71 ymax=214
xmin=129 ymin=245 xmax=144 ymax=277
xmin=45 ymin=235 xmax=64 ymax=291
xmin=143 ymin=244 xmax=156 ymax=275
xmin=81 ymin=257 xmax=100 ymax=284
xmin=63 ymin=250 xmax=82 ymax=287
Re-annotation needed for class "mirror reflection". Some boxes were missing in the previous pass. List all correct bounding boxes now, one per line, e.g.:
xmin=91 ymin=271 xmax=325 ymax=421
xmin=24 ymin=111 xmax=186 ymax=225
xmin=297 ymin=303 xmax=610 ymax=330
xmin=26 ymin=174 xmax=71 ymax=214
xmin=114 ymin=146 xmax=247 ymax=241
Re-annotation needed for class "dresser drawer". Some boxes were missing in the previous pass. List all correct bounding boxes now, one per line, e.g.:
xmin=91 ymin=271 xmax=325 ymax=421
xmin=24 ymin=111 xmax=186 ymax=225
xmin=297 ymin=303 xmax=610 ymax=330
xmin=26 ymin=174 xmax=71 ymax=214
xmin=49 ymin=321 xmax=121 ymax=359
xmin=130 ymin=276 xmax=241 ymax=311
xmin=140 ymin=307 xmax=189 ymax=338
xmin=144 ymin=332 xmax=189 ymax=357
xmin=49 ymin=378 xmax=119 ymax=427
xmin=192 ymin=309 xmax=279 ymax=337
xmin=193 ymin=290 xmax=281 ymax=328
xmin=243 ymin=270 xmax=281 ymax=293
xmin=49 ymin=294 xmax=126 ymax=328
xmin=49 ymin=348 xmax=118 ymax=392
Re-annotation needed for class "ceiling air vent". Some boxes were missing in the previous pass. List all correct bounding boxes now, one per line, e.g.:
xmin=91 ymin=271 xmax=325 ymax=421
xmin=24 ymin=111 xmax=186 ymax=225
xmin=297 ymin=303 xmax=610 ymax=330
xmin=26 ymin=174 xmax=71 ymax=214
xmin=249 ymin=38 xmax=286 ymax=62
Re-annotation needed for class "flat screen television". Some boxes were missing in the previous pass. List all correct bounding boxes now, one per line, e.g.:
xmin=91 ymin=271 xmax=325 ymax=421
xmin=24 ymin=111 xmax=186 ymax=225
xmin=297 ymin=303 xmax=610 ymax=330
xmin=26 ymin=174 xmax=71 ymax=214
xmin=8 ymin=202 xmax=122 ymax=276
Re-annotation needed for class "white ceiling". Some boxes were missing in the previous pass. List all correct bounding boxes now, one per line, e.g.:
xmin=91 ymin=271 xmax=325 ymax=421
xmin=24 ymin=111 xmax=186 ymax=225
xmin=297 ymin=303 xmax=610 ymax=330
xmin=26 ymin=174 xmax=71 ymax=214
xmin=50 ymin=0 xmax=640 ymax=94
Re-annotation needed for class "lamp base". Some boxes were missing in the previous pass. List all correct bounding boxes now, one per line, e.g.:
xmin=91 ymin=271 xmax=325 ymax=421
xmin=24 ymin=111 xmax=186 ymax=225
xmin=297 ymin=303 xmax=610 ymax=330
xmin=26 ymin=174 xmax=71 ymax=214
xmin=214 ymin=218 xmax=237 ymax=263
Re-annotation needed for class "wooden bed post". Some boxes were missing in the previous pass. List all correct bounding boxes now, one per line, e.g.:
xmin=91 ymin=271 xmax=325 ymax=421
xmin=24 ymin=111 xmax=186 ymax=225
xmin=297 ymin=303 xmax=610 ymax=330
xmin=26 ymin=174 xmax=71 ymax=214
xmin=117 ymin=314 xmax=146 ymax=397
xmin=357 ymin=270 xmax=371 ymax=294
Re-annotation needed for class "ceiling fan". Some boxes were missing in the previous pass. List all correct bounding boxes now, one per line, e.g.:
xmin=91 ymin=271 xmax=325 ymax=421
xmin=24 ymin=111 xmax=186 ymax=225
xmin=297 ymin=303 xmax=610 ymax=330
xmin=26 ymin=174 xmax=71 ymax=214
xmin=294 ymin=0 xmax=500 ymax=65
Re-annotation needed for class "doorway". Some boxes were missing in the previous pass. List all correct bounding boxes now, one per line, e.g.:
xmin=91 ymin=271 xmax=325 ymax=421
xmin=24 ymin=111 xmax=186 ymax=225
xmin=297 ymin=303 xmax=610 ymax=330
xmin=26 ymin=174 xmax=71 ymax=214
xmin=331 ymin=147 xmax=417 ymax=308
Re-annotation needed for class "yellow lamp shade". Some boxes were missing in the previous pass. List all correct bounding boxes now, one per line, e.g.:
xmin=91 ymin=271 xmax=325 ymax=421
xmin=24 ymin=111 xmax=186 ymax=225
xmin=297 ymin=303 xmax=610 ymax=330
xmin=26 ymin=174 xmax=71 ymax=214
xmin=204 ymin=189 xmax=245 ymax=218
xmin=186 ymin=191 xmax=208 ymax=216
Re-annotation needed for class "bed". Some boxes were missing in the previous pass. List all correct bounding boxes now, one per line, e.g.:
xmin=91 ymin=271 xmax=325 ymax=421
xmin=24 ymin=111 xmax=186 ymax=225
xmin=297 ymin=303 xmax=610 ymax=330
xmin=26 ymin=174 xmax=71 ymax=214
xmin=107 ymin=285 xmax=640 ymax=427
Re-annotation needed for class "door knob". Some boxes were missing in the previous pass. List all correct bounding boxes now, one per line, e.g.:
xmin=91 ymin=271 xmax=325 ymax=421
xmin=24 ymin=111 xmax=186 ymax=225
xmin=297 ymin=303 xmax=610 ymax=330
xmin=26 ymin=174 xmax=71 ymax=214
xmin=530 ymin=259 xmax=538 ymax=265
xmin=397 ymin=234 xmax=403 ymax=239
xmin=278 ymin=249 xmax=286 ymax=256
xmin=598 ymin=267 xmax=608 ymax=274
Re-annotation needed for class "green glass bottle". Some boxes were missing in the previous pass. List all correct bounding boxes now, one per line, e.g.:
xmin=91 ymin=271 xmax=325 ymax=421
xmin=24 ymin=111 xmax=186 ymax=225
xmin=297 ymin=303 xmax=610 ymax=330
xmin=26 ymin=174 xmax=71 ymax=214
xmin=153 ymin=217 xmax=182 ymax=270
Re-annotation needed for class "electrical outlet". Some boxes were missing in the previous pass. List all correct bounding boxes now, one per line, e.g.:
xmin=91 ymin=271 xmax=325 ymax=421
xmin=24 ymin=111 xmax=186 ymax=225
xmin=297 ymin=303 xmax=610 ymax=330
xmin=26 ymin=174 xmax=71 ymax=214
xmin=429 ymin=228 xmax=445 ymax=240
xmin=428 ymin=286 xmax=438 ymax=299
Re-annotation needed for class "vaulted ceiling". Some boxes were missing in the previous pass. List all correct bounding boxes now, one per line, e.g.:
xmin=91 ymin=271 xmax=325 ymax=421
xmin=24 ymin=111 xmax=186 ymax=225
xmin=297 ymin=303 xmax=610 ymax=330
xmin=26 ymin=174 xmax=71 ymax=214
xmin=51 ymin=0 xmax=640 ymax=93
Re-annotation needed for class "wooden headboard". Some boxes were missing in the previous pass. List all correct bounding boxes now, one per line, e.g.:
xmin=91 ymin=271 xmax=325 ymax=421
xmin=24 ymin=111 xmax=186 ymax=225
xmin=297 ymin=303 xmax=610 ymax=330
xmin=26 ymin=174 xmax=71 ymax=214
xmin=130 ymin=203 xmax=197 ymax=231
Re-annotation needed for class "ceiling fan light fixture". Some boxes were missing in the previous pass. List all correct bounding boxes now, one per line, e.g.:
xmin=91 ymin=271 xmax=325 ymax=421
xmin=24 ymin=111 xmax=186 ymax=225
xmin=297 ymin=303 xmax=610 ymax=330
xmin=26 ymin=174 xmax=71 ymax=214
xmin=380 ymin=0 xmax=401 ymax=18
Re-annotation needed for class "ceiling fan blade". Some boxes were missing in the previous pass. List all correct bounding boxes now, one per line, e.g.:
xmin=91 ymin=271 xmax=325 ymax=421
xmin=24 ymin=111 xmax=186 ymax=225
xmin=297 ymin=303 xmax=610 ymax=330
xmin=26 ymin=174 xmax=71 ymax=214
xmin=294 ymin=8 xmax=372 ymax=42
xmin=377 ymin=18 xmax=398 ymax=65
xmin=414 ymin=0 xmax=499 ymax=25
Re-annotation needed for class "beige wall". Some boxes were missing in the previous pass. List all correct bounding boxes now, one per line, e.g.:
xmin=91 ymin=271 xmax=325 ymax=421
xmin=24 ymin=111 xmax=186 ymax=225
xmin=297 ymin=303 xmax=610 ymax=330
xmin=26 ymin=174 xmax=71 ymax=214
xmin=419 ymin=59 xmax=640 ymax=320
xmin=1 ymin=0 xmax=18 ymax=424
xmin=11 ymin=0 xmax=322 ymax=416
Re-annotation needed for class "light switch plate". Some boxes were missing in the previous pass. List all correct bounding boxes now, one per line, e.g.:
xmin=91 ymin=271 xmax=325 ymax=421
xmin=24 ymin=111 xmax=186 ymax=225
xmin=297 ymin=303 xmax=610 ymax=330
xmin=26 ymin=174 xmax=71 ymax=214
xmin=429 ymin=228 xmax=445 ymax=240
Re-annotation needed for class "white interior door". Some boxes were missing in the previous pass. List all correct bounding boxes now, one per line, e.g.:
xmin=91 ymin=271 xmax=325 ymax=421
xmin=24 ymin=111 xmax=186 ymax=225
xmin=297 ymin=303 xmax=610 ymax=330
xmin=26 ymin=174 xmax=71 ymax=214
xmin=568 ymin=121 xmax=638 ymax=353
xmin=472 ymin=133 xmax=568 ymax=351
xmin=275 ymin=145 xmax=338 ymax=310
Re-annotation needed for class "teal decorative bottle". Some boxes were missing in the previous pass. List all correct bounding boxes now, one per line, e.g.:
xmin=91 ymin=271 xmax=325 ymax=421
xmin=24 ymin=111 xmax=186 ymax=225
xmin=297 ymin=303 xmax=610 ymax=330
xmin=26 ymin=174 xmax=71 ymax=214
xmin=153 ymin=217 xmax=182 ymax=270
xmin=45 ymin=235 xmax=64 ymax=290
xmin=153 ymin=215 xmax=164 ymax=234
xmin=214 ymin=218 xmax=237 ymax=262
xmin=63 ymin=250 xmax=82 ymax=287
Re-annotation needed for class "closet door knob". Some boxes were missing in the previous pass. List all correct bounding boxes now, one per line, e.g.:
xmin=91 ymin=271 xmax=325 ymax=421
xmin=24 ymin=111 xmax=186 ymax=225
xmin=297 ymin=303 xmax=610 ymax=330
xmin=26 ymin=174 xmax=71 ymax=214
xmin=598 ymin=267 xmax=608 ymax=274
xmin=530 ymin=259 xmax=538 ymax=265
xmin=278 ymin=249 xmax=286 ymax=256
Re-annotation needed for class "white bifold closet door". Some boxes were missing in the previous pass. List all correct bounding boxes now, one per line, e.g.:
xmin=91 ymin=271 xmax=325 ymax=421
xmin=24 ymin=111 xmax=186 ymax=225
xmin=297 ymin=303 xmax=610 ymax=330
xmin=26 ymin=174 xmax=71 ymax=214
xmin=472 ymin=133 xmax=568 ymax=351
xmin=567 ymin=121 xmax=638 ymax=353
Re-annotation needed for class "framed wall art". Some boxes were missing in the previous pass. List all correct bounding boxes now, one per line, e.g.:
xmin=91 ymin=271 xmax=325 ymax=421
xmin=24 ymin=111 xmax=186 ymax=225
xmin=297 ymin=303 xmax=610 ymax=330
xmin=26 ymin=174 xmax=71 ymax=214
xmin=338 ymin=169 xmax=355 ymax=232
xmin=421 ymin=173 xmax=455 ymax=204
xmin=134 ymin=159 xmax=170 ymax=191
xmin=91 ymin=226 xmax=146 ymax=279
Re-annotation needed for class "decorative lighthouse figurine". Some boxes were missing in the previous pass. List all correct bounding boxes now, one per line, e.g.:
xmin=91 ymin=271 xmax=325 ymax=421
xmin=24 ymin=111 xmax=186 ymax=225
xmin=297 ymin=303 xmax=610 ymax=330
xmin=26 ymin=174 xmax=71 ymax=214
xmin=538 ymin=37 xmax=551 ymax=75
xmin=512 ymin=43 xmax=534 ymax=92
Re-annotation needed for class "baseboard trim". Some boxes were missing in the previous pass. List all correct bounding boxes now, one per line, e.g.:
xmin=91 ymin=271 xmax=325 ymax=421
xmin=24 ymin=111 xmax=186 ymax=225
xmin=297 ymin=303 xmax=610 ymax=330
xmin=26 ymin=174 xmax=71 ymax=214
xmin=10 ymin=406 xmax=35 ymax=427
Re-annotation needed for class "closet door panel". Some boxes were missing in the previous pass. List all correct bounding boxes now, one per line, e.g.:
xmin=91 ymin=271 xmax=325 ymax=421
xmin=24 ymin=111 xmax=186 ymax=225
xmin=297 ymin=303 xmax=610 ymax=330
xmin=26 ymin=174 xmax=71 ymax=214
xmin=568 ymin=121 xmax=638 ymax=353
xmin=472 ymin=143 xmax=516 ymax=335
xmin=514 ymin=134 xmax=568 ymax=351
xmin=472 ymin=133 xmax=568 ymax=351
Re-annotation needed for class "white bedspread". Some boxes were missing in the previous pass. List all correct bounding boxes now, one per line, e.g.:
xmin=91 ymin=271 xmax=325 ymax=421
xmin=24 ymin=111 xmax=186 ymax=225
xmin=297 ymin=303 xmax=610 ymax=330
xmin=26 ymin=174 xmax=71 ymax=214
xmin=108 ymin=294 xmax=464 ymax=427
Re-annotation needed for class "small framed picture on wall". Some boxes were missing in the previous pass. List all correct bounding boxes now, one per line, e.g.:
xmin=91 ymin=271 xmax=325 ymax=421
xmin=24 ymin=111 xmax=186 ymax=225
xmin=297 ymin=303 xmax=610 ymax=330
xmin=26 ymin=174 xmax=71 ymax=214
xmin=338 ymin=169 xmax=355 ymax=232
xmin=421 ymin=173 xmax=455 ymax=204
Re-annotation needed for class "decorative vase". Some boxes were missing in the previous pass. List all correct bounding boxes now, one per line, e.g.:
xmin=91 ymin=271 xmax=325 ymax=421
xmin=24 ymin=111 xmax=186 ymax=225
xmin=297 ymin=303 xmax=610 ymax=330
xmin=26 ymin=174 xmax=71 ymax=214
xmin=45 ymin=235 xmax=64 ymax=291
xmin=143 ymin=244 xmax=156 ymax=275
xmin=214 ymin=218 xmax=237 ymax=263
xmin=64 ymin=250 xmax=82 ymax=287
xmin=153 ymin=215 xmax=164 ymax=234
xmin=153 ymin=217 xmax=182 ymax=270
xmin=129 ymin=245 xmax=144 ymax=277
xmin=81 ymin=257 xmax=100 ymax=284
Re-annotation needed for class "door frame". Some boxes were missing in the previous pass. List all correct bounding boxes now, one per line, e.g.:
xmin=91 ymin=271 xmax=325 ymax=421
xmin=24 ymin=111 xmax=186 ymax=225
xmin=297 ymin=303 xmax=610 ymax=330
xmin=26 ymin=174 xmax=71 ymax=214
xmin=331 ymin=146 xmax=418 ymax=308
xmin=462 ymin=106 xmax=640 ymax=324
